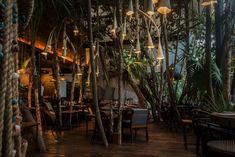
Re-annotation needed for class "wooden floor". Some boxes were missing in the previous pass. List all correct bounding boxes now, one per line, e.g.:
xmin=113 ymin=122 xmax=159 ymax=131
xmin=28 ymin=121 xmax=196 ymax=157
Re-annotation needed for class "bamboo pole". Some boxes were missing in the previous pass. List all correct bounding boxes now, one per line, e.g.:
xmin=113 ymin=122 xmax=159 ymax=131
xmin=87 ymin=0 xmax=108 ymax=147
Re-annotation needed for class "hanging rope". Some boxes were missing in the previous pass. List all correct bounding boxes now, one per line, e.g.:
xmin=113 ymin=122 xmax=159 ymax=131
xmin=0 ymin=0 xmax=7 ymax=155
xmin=2 ymin=0 xmax=15 ymax=156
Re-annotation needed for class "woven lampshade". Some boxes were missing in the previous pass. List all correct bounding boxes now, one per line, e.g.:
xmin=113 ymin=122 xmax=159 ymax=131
xmin=147 ymin=30 xmax=154 ymax=49
xmin=147 ymin=0 xmax=155 ymax=16
xmin=157 ymin=0 xmax=171 ymax=15
xmin=156 ymin=40 xmax=164 ymax=60
xmin=122 ymin=17 xmax=127 ymax=39
xmin=153 ymin=0 xmax=158 ymax=4
xmin=126 ymin=0 xmax=134 ymax=16
xmin=111 ymin=10 xmax=117 ymax=34
xmin=201 ymin=0 xmax=217 ymax=6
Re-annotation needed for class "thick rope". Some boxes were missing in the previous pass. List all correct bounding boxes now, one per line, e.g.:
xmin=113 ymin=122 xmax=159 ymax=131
xmin=0 ymin=0 xmax=7 ymax=155
xmin=3 ymin=0 xmax=14 ymax=156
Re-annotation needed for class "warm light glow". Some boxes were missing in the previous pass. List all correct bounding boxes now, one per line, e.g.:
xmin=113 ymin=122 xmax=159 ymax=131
xmin=156 ymin=40 xmax=164 ymax=60
xmin=152 ymin=0 xmax=158 ymax=3
xmin=41 ymin=51 xmax=48 ymax=56
xmin=157 ymin=0 xmax=172 ymax=15
xmin=147 ymin=11 xmax=155 ymax=16
xmin=126 ymin=0 xmax=134 ymax=16
xmin=147 ymin=0 xmax=155 ymax=16
xmin=73 ymin=25 xmax=79 ymax=36
xmin=147 ymin=30 xmax=154 ymax=49
xmin=76 ymin=73 xmax=82 ymax=76
xmin=18 ymin=37 xmax=74 ymax=62
xmin=17 ymin=69 xmax=25 ymax=74
xmin=122 ymin=17 xmax=127 ymax=39
xmin=60 ymin=77 xmax=65 ymax=81
xmin=126 ymin=10 xmax=134 ymax=16
xmin=201 ymin=0 xmax=217 ymax=6
xmin=157 ymin=7 xmax=171 ymax=15
xmin=51 ymin=78 xmax=56 ymax=82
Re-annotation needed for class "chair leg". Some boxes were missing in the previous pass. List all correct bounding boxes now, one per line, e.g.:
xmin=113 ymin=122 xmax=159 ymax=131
xmin=145 ymin=127 xmax=149 ymax=142
xmin=183 ymin=125 xmax=188 ymax=150
xmin=86 ymin=116 xmax=88 ymax=136
xmin=196 ymin=135 xmax=200 ymax=157
xmin=130 ymin=128 xmax=133 ymax=143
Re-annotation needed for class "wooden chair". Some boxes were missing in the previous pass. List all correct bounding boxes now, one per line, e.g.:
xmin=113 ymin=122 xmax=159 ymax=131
xmin=122 ymin=108 xmax=149 ymax=143
xmin=195 ymin=121 xmax=235 ymax=157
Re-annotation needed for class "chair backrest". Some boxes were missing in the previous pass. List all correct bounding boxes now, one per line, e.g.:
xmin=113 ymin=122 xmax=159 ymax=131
xmin=132 ymin=109 xmax=148 ymax=126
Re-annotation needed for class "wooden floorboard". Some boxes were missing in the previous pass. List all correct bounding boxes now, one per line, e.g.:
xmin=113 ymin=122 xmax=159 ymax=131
xmin=28 ymin=121 xmax=196 ymax=157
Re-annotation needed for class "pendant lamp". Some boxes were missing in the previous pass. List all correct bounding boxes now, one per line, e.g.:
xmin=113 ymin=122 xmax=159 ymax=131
xmin=147 ymin=0 xmax=155 ymax=16
xmin=122 ymin=17 xmax=127 ymax=39
xmin=111 ymin=9 xmax=117 ymax=35
xmin=153 ymin=0 xmax=158 ymax=3
xmin=147 ymin=30 xmax=154 ymax=49
xmin=76 ymin=64 xmax=82 ymax=76
xmin=156 ymin=39 xmax=164 ymax=59
xmin=201 ymin=0 xmax=217 ymax=6
xmin=157 ymin=0 xmax=172 ymax=15
xmin=126 ymin=0 xmax=134 ymax=16
xmin=135 ymin=36 xmax=141 ymax=54
xmin=73 ymin=25 xmax=79 ymax=36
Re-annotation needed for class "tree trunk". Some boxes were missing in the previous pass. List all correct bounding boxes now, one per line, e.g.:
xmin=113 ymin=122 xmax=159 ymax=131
xmin=205 ymin=7 xmax=215 ymax=101
xmin=162 ymin=17 xmax=181 ymax=122
xmin=69 ymin=52 xmax=78 ymax=126
xmin=215 ymin=0 xmax=224 ymax=68
xmin=87 ymin=0 xmax=108 ymax=147
xmin=221 ymin=1 xmax=235 ymax=102
xmin=53 ymin=46 xmax=62 ymax=129
xmin=116 ymin=0 xmax=123 ymax=145
xmin=31 ymin=40 xmax=46 ymax=152
xmin=127 ymin=72 xmax=148 ymax=107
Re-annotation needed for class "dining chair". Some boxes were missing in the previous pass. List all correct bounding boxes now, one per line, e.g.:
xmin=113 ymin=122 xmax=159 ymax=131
xmin=122 ymin=108 xmax=149 ymax=143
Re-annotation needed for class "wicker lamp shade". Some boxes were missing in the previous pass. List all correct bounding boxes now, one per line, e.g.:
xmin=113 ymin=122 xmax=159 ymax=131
xmin=157 ymin=0 xmax=172 ymax=15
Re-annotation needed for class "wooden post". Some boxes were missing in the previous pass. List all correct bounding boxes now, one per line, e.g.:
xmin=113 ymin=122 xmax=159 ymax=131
xmin=87 ymin=0 xmax=108 ymax=147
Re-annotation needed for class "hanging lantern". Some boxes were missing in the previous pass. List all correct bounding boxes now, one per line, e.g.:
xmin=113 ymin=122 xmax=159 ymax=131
xmin=147 ymin=0 xmax=155 ymax=16
xmin=122 ymin=16 xmax=127 ymax=39
xmin=156 ymin=39 xmax=164 ymax=59
xmin=153 ymin=0 xmax=158 ymax=3
xmin=126 ymin=0 xmax=134 ymax=16
xmin=76 ymin=64 xmax=83 ymax=76
xmin=85 ymin=48 xmax=90 ymax=65
xmin=135 ymin=35 xmax=141 ymax=54
xmin=41 ymin=51 xmax=47 ymax=56
xmin=73 ymin=25 xmax=79 ymax=36
xmin=111 ymin=9 xmax=117 ymax=35
xmin=147 ymin=30 xmax=154 ymax=49
xmin=201 ymin=0 xmax=217 ymax=6
xmin=157 ymin=0 xmax=172 ymax=15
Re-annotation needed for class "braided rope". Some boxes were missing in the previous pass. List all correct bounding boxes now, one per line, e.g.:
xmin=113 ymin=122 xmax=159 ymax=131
xmin=3 ymin=0 xmax=14 ymax=156
xmin=0 ymin=0 xmax=7 ymax=155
